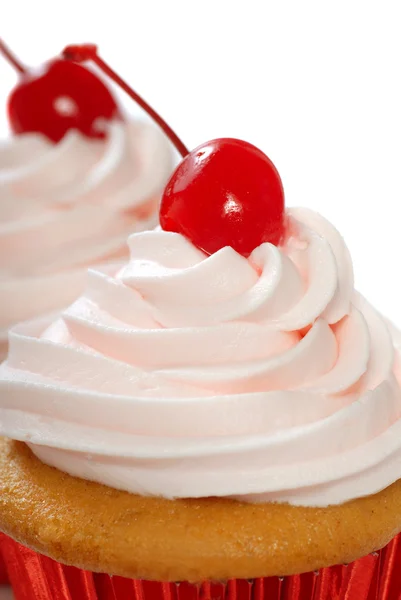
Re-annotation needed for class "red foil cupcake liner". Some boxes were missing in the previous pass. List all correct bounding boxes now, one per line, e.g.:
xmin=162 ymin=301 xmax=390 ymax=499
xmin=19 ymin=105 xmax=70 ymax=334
xmin=1 ymin=532 xmax=401 ymax=600
xmin=0 ymin=534 xmax=8 ymax=584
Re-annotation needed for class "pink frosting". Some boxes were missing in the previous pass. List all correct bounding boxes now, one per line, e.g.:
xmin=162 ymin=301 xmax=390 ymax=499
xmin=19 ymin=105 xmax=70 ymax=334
xmin=0 ymin=120 xmax=172 ymax=356
xmin=0 ymin=208 xmax=400 ymax=507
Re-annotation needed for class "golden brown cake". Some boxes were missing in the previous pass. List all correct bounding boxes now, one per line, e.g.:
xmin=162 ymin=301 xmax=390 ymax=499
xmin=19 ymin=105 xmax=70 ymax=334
xmin=2 ymin=133 xmax=401 ymax=600
xmin=1 ymin=438 xmax=401 ymax=583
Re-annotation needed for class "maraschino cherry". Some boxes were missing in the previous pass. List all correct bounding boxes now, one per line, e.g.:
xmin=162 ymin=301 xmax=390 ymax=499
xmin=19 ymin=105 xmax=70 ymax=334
xmin=2 ymin=40 xmax=285 ymax=255
xmin=62 ymin=45 xmax=285 ymax=255
xmin=0 ymin=38 xmax=122 ymax=143
xmin=161 ymin=138 xmax=285 ymax=256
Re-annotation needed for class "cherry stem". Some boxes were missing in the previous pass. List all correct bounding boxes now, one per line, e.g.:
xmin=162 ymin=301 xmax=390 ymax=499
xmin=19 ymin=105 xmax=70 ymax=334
xmin=63 ymin=44 xmax=189 ymax=158
xmin=0 ymin=38 xmax=26 ymax=74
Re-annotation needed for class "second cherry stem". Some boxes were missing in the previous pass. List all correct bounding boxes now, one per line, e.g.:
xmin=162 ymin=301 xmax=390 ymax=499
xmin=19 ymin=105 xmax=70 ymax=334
xmin=0 ymin=38 xmax=26 ymax=74
xmin=63 ymin=45 xmax=190 ymax=158
xmin=92 ymin=53 xmax=189 ymax=158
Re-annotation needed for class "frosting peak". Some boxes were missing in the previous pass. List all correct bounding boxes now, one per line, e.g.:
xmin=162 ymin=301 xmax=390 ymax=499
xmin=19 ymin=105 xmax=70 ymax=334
xmin=0 ymin=208 xmax=400 ymax=507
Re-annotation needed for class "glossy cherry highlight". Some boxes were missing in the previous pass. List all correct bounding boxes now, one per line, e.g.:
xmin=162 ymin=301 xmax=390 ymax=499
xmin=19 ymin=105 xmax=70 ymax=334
xmin=0 ymin=38 xmax=121 ymax=143
xmin=160 ymin=138 xmax=285 ymax=256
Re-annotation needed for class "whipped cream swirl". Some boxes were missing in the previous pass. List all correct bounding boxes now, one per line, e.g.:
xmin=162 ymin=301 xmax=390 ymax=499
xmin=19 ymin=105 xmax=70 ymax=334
xmin=0 ymin=120 xmax=172 ymax=356
xmin=1 ymin=207 xmax=400 ymax=507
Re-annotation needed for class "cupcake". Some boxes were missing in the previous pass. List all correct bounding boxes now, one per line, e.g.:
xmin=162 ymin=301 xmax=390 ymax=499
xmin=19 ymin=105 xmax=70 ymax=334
xmin=1 ymin=129 xmax=401 ymax=598
xmin=0 ymin=42 xmax=173 ymax=361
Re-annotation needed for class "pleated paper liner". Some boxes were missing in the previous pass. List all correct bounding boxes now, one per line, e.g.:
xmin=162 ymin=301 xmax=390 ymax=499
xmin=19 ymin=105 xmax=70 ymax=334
xmin=1 ymin=532 xmax=401 ymax=600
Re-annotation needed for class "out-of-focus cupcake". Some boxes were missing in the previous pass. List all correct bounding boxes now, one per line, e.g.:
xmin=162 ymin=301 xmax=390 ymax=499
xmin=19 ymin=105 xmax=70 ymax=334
xmin=0 ymin=118 xmax=172 ymax=360
xmin=1 ymin=201 xmax=401 ymax=599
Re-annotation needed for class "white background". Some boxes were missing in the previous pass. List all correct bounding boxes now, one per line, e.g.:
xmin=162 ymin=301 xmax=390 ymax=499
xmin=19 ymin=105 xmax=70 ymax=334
xmin=1 ymin=0 xmax=401 ymax=327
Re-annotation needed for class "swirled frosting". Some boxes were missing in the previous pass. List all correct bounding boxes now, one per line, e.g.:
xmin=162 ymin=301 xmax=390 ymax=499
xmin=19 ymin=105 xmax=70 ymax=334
xmin=0 ymin=120 xmax=172 ymax=358
xmin=1 ymin=208 xmax=400 ymax=507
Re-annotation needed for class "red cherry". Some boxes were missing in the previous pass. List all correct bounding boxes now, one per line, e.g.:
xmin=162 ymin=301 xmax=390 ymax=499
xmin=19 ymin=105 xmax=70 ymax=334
xmin=1 ymin=40 xmax=286 ymax=256
xmin=65 ymin=49 xmax=285 ymax=256
xmin=160 ymin=138 xmax=285 ymax=256
xmin=0 ymin=39 xmax=121 ymax=143
xmin=1 ymin=39 xmax=189 ymax=156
